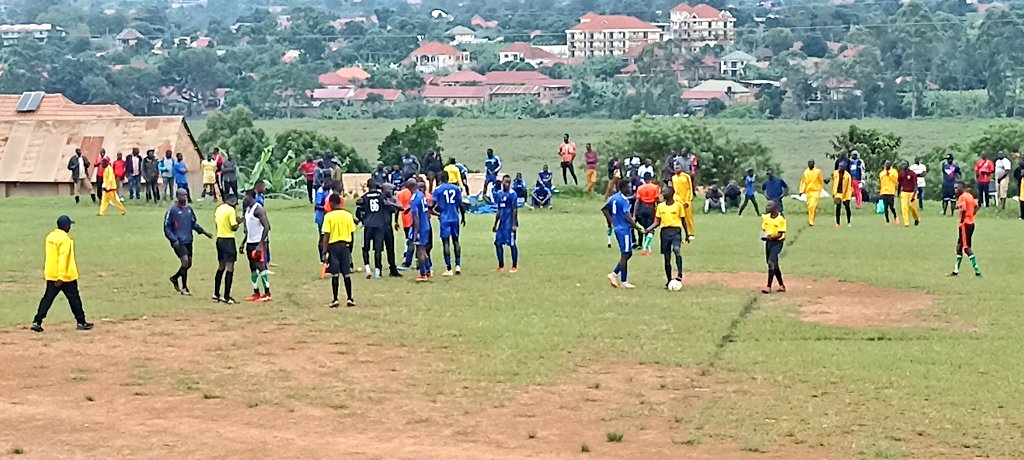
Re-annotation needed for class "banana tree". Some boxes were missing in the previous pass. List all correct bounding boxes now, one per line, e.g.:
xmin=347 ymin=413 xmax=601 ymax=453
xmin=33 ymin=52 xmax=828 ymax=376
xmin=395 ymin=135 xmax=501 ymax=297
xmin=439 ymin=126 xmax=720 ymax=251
xmin=238 ymin=146 xmax=306 ymax=199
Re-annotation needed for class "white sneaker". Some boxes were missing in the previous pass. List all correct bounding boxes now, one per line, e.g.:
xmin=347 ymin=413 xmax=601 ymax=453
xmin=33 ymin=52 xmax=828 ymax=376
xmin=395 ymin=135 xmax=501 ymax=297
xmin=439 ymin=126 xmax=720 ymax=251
xmin=620 ymin=282 xmax=637 ymax=289
xmin=442 ymin=270 xmax=454 ymax=277
xmin=454 ymin=265 xmax=462 ymax=275
xmin=607 ymin=273 xmax=620 ymax=288
xmin=687 ymin=235 xmax=696 ymax=241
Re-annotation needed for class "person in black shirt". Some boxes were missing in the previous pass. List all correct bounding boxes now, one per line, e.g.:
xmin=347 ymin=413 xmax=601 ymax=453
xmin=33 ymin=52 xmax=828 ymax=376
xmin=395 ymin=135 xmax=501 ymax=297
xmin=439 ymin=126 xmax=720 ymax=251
xmin=356 ymin=179 xmax=392 ymax=279
xmin=423 ymin=150 xmax=443 ymax=192
xmin=371 ymin=163 xmax=389 ymax=186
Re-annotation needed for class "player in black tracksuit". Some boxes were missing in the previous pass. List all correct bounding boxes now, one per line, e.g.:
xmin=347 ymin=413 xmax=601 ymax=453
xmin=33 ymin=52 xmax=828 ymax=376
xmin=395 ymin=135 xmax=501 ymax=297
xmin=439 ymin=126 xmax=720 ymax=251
xmin=356 ymin=181 xmax=392 ymax=279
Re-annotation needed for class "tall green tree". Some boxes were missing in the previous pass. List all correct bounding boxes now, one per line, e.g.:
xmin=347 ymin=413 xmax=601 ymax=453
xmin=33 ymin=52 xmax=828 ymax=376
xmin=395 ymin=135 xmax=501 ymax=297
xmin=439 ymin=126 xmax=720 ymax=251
xmin=377 ymin=119 xmax=445 ymax=166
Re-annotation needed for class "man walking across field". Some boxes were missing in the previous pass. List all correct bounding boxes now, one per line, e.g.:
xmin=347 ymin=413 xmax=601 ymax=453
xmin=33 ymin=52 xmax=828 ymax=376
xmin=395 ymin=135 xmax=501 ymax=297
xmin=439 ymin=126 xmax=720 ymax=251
xmin=98 ymin=158 xmax=127 ymax=216
xmin=31 ymin=215 xmax=93 ymax=333
xmin=909 ymin=157 xmax=927 ymax=210
xmin=558 ymin=133 xmax=579 ymax=185
xmin=165 ymin=188 xmax=213 ymax=297
xmin=941 ymin=154 xmax=961 ymax=216
xmin=761 ymin=169 xmax=788 ymax=214
xmin=584 ymin=143 xmax=599 ymax=194
xmin=832 ymin=161 xmax=854 ymax=227
xmin=898 ymin=161 xmax=921 ymax=227
xmin=67 ymin=148 xmax=95 ymax=204
xmin=950 ymin=182 xmax=982 ymax=277
xmin=799 ymin=160 xmax=824 ymax=226
xmin=848 ymin=150 xmax=866 ymax=208
xmin=879 ymin=160 xmax=899 ymax=224
xmin=670 ymin=164 xmax=695 ymax=240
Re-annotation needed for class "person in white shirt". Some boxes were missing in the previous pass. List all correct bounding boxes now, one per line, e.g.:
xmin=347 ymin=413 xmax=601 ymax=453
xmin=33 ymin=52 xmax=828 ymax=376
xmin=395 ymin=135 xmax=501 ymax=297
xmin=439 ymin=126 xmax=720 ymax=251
xmin=908 ymin=157 xmax=928 ymax=210
xmin=995 ymin=151 xmax=1014 ymax=210
xmin=637 ymin=159 xmax=655 ymax=182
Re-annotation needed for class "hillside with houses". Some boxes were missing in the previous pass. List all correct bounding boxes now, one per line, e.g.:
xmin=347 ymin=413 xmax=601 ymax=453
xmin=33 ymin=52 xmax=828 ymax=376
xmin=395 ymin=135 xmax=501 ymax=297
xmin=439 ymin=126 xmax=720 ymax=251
xmin=0 ymin=0 xmax=1012 ymax=120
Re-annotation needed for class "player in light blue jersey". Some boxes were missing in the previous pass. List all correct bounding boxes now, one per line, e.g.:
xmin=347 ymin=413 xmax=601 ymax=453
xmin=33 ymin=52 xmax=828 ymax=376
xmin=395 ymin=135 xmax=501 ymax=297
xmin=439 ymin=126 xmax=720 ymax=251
xmin=484 ymin=148 xmax=502 ymax=196
xmin=602 ymin=180 xmax=637 ymax=288
xmin=409 ymin=179 xmax=433 ymax=282
xmin=492 ymin=175 xmax=519 ymax=272
xmin=431 ymin=171 xmax=466 ymax=276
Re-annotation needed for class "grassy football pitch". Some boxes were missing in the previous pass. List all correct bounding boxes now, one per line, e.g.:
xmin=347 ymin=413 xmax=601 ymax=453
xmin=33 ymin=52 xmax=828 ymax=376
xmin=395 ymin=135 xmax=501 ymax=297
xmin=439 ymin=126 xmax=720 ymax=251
xmin=1 ymin=194 xmax=1022 ymax=459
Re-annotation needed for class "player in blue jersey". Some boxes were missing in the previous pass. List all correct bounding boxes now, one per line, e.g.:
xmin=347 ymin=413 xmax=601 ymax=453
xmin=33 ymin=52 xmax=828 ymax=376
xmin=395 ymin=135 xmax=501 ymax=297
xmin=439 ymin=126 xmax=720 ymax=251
xmin=492 ymin=175 xmax=519 ymax=272
xmin=602 ymin=180 xmax=638 ymax=289
xmin=539 ymin=165 xmax=554 ymax=190
xmin=408 ymin=179 xmax=433 ymax=282
xmin=432 ymin=171 xmax=466 ymax=276
xmin=512 ymin=173 xmax=528 ymax=206
xmin=484 ymin=148 xmax=502 ymax=196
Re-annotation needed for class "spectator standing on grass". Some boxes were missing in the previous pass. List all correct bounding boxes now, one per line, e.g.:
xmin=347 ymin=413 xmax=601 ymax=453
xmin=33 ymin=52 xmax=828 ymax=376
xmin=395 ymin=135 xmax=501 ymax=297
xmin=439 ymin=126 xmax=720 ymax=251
xmin=558 ymin=133 xmax=578 ymax=185
xmin=390 ymin=165 xmax=404 ymax=191
xmin=221 ymin=154 xmax=238 ymax=197
xmin=165 ymin=188 xmax=213 ymax=297
xmin=738 ymin=169 xmax=759 ymax=216
xmin=879 ymin=160 xmax=900 ymax=224
xmin=126 ymin=148 xmax=143 ymax=200
xmin=584 ymin=144 xmax=599 ymax=194
xmin=142 ymin=150 xmax=160 ymax=203
xmin=761 ymin=169 xmax=789 ymax=214
xmin=94 ymin=149 xmax=109 ymax=193
xmin=605 ymin=156 xmax=621 ymax=198
xmin=67 ymin=148 xmax=95 ymax=204
xmin=424 ymin=150 xmax=443 ymax=192
xmin=996 ymin=151 xmax=1013 ymax=211
xmin=159 ymin=150 xmax=176 ymax=201
xmin=299 ymin=156 xmax=318 ymax=203
xmin=173 ymin=153 xmax=191 ymax=203
xmin=833 ymin=149 xmax=849 ymax=170
xmin=909 ymin=157 xmax=928 ymax=210
xmin=975 ymin=153 xmax=995 ymax=208
xmin=401 ymin=148 xmax=421 ymax=180
xmin=31 ymin=215 xmax=92 ymax=333
xmin=112 ymin=152 xmax=126 ymax=200
xmin=1014 ymin=157 xmax=1024 ymax=219
xmin=638 ymin=159 xmax=655 ymax=182
xmin=832 ymin=161 xmax=854 ymax=227
xmin=941 ymin=154 xmax=961 ymax=216
xmin=799 ymin=160 xmax=824 ymax=226
xmin=848 ymin=151 xmax=865 ymax=208
xmin=97 ymin=158 xmax=127 ymax=217
xmin=201 ymin=154 xmax=218 ymax=202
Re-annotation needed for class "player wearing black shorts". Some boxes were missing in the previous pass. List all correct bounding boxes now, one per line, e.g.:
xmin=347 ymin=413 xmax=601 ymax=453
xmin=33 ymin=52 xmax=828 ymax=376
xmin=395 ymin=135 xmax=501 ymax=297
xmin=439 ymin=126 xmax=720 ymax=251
xmin=164 ymin=188 xmax=212 ymax=297
xmin=356 ymin=180 xmax=392 ymax=280
xmin=213 ymin=194 xmax=240 ymax=303
xmin=321 ymin=194 xmax=357 ymax=307
xmin=644 ymin=186 xmax=687 ymax=287
xmin=951 ymin=182 xmax=982 ymax=277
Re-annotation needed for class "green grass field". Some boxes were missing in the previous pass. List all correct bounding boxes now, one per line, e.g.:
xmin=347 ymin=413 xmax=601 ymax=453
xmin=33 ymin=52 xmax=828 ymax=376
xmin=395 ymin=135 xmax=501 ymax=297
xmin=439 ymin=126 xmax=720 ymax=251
xmin=189 ymin=118 xmax=993 ymax=185
xmin=3 ymin=192 xmax=1023 ymax=458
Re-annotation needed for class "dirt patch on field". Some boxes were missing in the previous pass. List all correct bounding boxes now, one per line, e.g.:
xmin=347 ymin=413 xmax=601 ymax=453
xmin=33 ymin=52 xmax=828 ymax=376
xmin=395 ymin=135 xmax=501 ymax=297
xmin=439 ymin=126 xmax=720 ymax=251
xmin=687 ymin=272 xmax=935 ymax=328
xmin=0 ymin=314 xmax=832 ymax=460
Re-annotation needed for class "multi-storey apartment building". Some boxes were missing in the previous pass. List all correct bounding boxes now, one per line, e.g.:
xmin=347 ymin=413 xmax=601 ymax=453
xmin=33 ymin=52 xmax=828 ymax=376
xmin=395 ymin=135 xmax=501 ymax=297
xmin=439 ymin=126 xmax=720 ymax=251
xmin=670 ymin=3 xmax=736 ymax=52
xmin=566 ymin=13 xmax=662 ymax=58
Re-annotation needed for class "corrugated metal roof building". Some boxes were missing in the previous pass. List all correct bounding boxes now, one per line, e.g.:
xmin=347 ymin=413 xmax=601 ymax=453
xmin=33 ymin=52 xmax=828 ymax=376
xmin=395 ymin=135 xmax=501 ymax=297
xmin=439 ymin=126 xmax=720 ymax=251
xmin=0 ymin=93 xmax=202 ymax=198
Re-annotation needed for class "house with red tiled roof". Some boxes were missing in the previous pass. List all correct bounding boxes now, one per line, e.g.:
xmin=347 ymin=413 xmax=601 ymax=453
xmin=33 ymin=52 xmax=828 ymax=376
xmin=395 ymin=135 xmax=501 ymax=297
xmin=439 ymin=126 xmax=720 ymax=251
xmin=499 ymin=42 xmax=559 ymax=67
xmin=318 ymin=67 xmax=371 ymax=86
xmin=566 ymin=14 xmax=663 ymax=58
xmin=189 ymin=37 xmax=213 ymax=48
xmin=422 ymin=85 xmax=489 ymax=107
xmin=483 ymin=71 xmax=550 ymax=85
xmin=471 ymin=14 xmax=499 ymax=29
xmin=438 ymin=70 xmax=486 ymax=86
xmin=410 ymin=41 xmax=471 ymax=74
xmin=670 ymin=3 xmax=735 ymax=52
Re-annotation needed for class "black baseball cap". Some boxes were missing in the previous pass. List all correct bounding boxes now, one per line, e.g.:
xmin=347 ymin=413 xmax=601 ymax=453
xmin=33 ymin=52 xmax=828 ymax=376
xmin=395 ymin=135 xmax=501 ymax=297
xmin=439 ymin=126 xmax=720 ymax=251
xmin=56 ymin=215 xmax=75 ymax=227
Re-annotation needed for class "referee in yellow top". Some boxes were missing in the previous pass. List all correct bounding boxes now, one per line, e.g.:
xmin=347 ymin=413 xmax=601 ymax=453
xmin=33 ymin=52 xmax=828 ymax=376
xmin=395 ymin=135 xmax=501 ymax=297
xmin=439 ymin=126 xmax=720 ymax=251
xmin=321 ymin=194 xmax=357 ymax=308
xmin=31 ymin=216 xmax=92 ymax=333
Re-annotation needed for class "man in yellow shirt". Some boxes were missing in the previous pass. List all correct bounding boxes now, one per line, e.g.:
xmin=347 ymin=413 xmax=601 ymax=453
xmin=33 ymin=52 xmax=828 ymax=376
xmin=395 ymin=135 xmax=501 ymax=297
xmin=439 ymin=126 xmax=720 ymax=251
xmin=32 ymin=215 xmax=92 ymax=332
xmin=832 ymin=161 xmax=854 ymax=227
xmin=443 ymin=158 xmax=463 ymax=193
xmin=201 ymin=154 xmax=219 ymax=202
xmin=670 ymin=164 xmax=695 ymax=240
xmin=799 ymin=160 xmax=824 ymax=226
xmin=645 ymin=186 xmax=688 ymax=288
xmin=760 ymin=200 xmax=787 ymax=294
xmin=213 ymin=194 xmax=241 ymax=302
xmin=321 ymin=194 xmax=357 ymax=308
xmin=879 ymin=160 xmax=900 ymax=224
xmin=98 ymin=158 xmax=127 ymax=216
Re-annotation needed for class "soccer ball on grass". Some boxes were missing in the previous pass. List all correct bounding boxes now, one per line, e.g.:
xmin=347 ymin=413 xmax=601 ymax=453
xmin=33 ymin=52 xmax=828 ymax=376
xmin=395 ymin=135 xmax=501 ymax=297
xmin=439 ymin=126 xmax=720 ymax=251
xmin=667 ymin=279 xmax=683 ymax=291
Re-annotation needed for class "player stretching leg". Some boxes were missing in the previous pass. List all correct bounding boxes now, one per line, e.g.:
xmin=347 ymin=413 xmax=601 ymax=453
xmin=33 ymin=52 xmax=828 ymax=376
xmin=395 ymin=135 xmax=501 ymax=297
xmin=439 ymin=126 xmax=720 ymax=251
xmin=432 ymin=172 xmax=466 ymax=276
xmin=761 ymin=200 xmax=787 ymax=294
xmin=645 ymin=186 xmax=686 ymax=288
xmin=603 ymin=180 xmax=637 ymax=289
xmin=493 ymin=175 xmax=520 ymax=272
xmin=950 ymin=182 xmax=982 ymax=277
